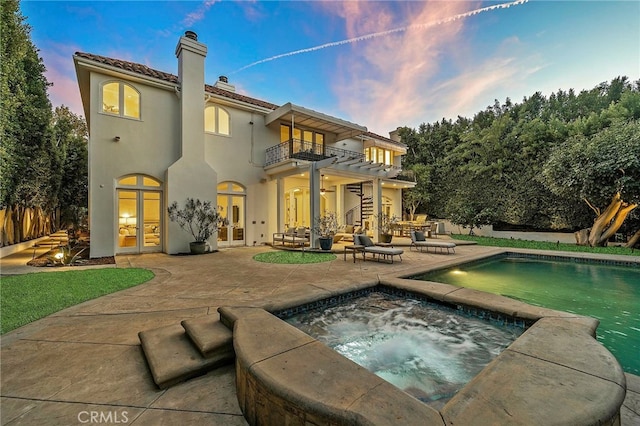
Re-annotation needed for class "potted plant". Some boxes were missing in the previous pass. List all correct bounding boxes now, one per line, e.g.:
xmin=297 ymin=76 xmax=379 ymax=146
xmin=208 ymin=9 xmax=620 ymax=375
xmin=312 ymin=211 xmax=339 ymax=250
xmin=167 ymin=198 xmax=228 ymax=254
xmin=373 ymin=213 xmax=399 ymax=244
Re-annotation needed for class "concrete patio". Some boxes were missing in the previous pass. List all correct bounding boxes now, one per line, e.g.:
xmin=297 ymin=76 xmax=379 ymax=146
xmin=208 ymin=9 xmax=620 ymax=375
xmin=1 ymin=243 xmax=639 ymax=425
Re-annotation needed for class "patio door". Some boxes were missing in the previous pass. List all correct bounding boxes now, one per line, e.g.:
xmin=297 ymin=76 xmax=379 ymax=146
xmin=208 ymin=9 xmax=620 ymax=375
xmin=116 ymin=175 xmax=162 ymax=254
xmin=217 ymin=182 xmax=245 ymax=247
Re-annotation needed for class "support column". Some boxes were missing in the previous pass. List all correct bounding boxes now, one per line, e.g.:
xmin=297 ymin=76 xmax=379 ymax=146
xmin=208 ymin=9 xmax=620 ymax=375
xmin=372 ymin=177 xmax=382 ymax=243
xmin=336 ymin=183 xmax=345 ymax=227
xmin=309 ymin=166 xmax=320 ymax=249
xmin=277 ymin=177 xmax=284 ymax=232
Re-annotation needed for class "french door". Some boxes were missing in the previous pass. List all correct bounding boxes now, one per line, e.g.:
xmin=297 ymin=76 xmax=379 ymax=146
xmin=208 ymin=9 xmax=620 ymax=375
xmin=117 ymin=189 xmax=162 ymax=254
xmin=217 ymin=182 xmax=246 ymax=247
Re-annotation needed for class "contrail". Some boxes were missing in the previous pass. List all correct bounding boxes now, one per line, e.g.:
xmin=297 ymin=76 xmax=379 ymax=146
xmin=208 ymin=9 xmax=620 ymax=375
xmin=231 ymin=0 xmax=528 ymax=74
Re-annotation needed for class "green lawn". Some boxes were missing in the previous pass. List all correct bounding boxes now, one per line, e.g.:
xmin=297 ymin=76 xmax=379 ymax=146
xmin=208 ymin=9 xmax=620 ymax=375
xmin=253 ymin=251 xmax=336 ymax=264
xmin=451 ymin=234 xmax=640 ymax=256
xmin=0 ymin=268 xmax=154 ymax=334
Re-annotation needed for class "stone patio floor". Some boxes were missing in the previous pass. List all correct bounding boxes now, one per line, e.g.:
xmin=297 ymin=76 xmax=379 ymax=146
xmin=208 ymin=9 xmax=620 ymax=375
xmin=1 ymin=242 xmax=639 ymax=425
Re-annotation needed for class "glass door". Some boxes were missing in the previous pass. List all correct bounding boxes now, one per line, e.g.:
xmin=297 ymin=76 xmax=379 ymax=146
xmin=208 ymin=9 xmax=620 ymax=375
xmin=217 ymin=182 xmax=246 ymax=247
xmin=117 ymin=189 xmax=162 ymax=253
xmin=285 ymin=187 xmax=310 ymax=227
xmin=117 ymin=190 xmax=138 ymax=253
xmin=230 ymin=195 xmax=245 ymax=245
xmin=142 ymin=191 xmax=161 ymax=251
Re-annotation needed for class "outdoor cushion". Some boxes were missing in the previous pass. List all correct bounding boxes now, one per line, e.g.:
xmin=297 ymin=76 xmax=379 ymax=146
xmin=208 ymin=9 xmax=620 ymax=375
xmin=344 ymin=225 xmax=354 ymax=233
xmin=411 ymin=239 xmax=456 ymax=254
xmin=414 ymin=231 xmax=426 ymax=241
xmin=358 ymin=235 xmax=375 ymax=247
xmin=364 ymin=247 xmax=403 ymax=255
xmin=363 ymin=246 xmax=404 ymax=263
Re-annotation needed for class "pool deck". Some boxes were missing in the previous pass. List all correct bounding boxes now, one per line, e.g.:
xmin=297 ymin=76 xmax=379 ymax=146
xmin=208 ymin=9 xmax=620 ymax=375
xmin=1 ymin=242 xmax=639 ymax=425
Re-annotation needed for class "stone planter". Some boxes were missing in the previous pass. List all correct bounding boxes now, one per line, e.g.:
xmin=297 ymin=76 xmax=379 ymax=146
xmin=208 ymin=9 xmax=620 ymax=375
xmin=189 ymin=241 xmax=207 ymax=255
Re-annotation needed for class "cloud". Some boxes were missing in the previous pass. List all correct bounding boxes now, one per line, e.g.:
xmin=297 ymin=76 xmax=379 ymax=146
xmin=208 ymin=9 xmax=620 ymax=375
xmin=181 ymin=0 xmax=220 ymax=28
xmin=40 ymin=42 xmax=85 ymax=117
xmin=302 ymin=0 xmax=532 ymax=134
xmin=329 ymin=1 xmax=472 ymax=134
xmin=423 ymin=35 xmax=546 ymax=122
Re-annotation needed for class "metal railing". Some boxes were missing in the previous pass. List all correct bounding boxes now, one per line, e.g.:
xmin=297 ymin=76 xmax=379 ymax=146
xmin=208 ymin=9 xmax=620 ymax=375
xmin=265 ymin=139 xmax=365 ymax=166
xmin=391 ymin=171 xmax=417 ymax=182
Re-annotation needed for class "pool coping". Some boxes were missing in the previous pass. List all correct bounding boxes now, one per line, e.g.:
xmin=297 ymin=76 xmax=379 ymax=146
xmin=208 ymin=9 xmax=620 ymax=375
xmin=221 ymin=251 xmax=630 ymax=425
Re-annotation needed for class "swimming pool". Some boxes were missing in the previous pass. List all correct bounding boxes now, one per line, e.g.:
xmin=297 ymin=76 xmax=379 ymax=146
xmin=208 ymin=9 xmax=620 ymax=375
xmin=410 ymin=254 xmax=640 ymax=374
xmin=285 ymin=292 xmax=523 ymax=406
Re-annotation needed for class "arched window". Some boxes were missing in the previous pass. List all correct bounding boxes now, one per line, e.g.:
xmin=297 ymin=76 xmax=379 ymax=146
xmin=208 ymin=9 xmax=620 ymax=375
xmin=101 ymin=81 xmax=140 ymax=119
xmin=117 ymin=175 xmax=161 ymax=187
xmin=205 ymin=105 xmax=230 ymax=136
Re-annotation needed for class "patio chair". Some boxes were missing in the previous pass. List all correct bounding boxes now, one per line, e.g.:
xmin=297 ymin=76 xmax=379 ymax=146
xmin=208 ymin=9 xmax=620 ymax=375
xmin=430 ymin=222 xmax=439 ymax=238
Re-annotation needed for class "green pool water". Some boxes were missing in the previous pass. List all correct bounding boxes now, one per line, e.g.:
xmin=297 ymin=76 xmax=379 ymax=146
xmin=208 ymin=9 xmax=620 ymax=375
xmin=411 ymin=255 xmax=640 ymax=375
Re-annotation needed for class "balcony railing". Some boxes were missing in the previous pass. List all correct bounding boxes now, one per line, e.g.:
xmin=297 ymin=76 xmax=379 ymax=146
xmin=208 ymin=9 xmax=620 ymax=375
xmin=265 ymin=139 xmax=365 ymax=167
xmin=391 ymin=171 xmax=417 ymax=182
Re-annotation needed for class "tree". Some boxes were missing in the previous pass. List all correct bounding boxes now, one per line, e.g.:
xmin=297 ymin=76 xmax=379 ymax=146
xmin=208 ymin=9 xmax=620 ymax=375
xmin=50 ymin=106 xmax=88 ymax=229
xmin=399 ymin=76 xmax=639 ymax=244
xmin=445 ymin=176 xmax=497 ymax=235
xmin=541 ymin=119 xmax=640 ymax=247
xmin=1 ymin=0 xmax=55 ymax=245
xmin=401 ymin=164 xmax=432 ymax=220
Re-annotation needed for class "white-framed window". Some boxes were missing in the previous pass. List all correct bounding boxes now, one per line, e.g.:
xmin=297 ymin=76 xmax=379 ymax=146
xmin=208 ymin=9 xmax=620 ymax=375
xmin=101 ymin=81 xmax=140 ymax=119
xmin=365 ymin=146 xmax=394 ymax=166
xmin=205 ymin=105 xmax=230 ymax=136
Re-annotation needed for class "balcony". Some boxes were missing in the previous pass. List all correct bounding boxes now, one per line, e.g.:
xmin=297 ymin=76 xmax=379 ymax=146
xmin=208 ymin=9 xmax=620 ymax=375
xmin=265 ymin=139 xmax=365 ymax=167
xmin=264 ymin=140 xmax=410 ymax=181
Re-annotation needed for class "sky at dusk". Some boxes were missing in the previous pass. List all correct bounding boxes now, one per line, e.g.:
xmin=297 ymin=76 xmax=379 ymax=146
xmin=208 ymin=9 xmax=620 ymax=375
xmin=21 ymin=0 xmax=640 ymax=136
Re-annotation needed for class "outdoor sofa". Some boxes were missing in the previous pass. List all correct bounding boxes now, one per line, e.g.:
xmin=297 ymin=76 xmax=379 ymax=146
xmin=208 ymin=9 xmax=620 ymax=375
xmin=273 ymin=227 xmax=309 ymax=248
xmin=334 ymin=225 xmax=364 ymax=242
xmin=353 ymin=234 xmax=404 ymax=263
xmin=410 ymin=230 xmax=456 ymax=254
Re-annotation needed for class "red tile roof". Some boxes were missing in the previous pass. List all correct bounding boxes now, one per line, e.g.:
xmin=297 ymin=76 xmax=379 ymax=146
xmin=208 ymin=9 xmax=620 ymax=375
xmin=74 ymin=52 xmax=405 ymax=147
xmin=74 ymin=52 xmax=278 ymax=110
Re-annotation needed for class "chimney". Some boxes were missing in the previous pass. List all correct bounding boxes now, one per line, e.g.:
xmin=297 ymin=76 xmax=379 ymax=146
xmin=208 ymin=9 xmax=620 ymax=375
xmin=389 ymin=127 xmax=402 ymax=143
xmin=214 ymin=75 xmax=236 ymax=92
xmin=175 ymin=31 xmax=207 ymax=159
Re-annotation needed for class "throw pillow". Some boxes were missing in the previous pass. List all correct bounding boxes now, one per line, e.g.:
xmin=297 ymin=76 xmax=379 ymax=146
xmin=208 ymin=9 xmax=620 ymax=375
xmin=358 ymin=235 xmax=374 ymax=247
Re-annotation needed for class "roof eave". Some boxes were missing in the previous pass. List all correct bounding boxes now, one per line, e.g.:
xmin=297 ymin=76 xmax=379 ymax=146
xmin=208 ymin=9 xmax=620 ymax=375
xmin=265 ymin=102 xmax=367 ymax=140
xmin=73 ymin=54 xmax=178 ymax=91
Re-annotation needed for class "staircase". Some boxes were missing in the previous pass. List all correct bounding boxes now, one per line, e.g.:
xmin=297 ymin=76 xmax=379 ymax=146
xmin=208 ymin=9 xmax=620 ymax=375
xmin=345 ymin=182 xmax=373 ymax=226
xmin=138 ymin=314 xmax=235 ymax=389
xmin=33 ymin=231 xmax=69 ymax=248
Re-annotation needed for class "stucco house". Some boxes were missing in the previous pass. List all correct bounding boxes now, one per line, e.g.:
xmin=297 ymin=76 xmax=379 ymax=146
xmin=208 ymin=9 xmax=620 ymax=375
xmin=73 ymin=31 xmax=415 ymax=257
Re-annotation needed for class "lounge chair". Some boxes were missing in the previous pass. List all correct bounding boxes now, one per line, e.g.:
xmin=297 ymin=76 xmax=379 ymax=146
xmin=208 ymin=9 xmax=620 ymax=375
xmin=354 ymin=235 xmax=403 ymax=264
xmin=410 ymin=230 xmax=455 ymax=254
